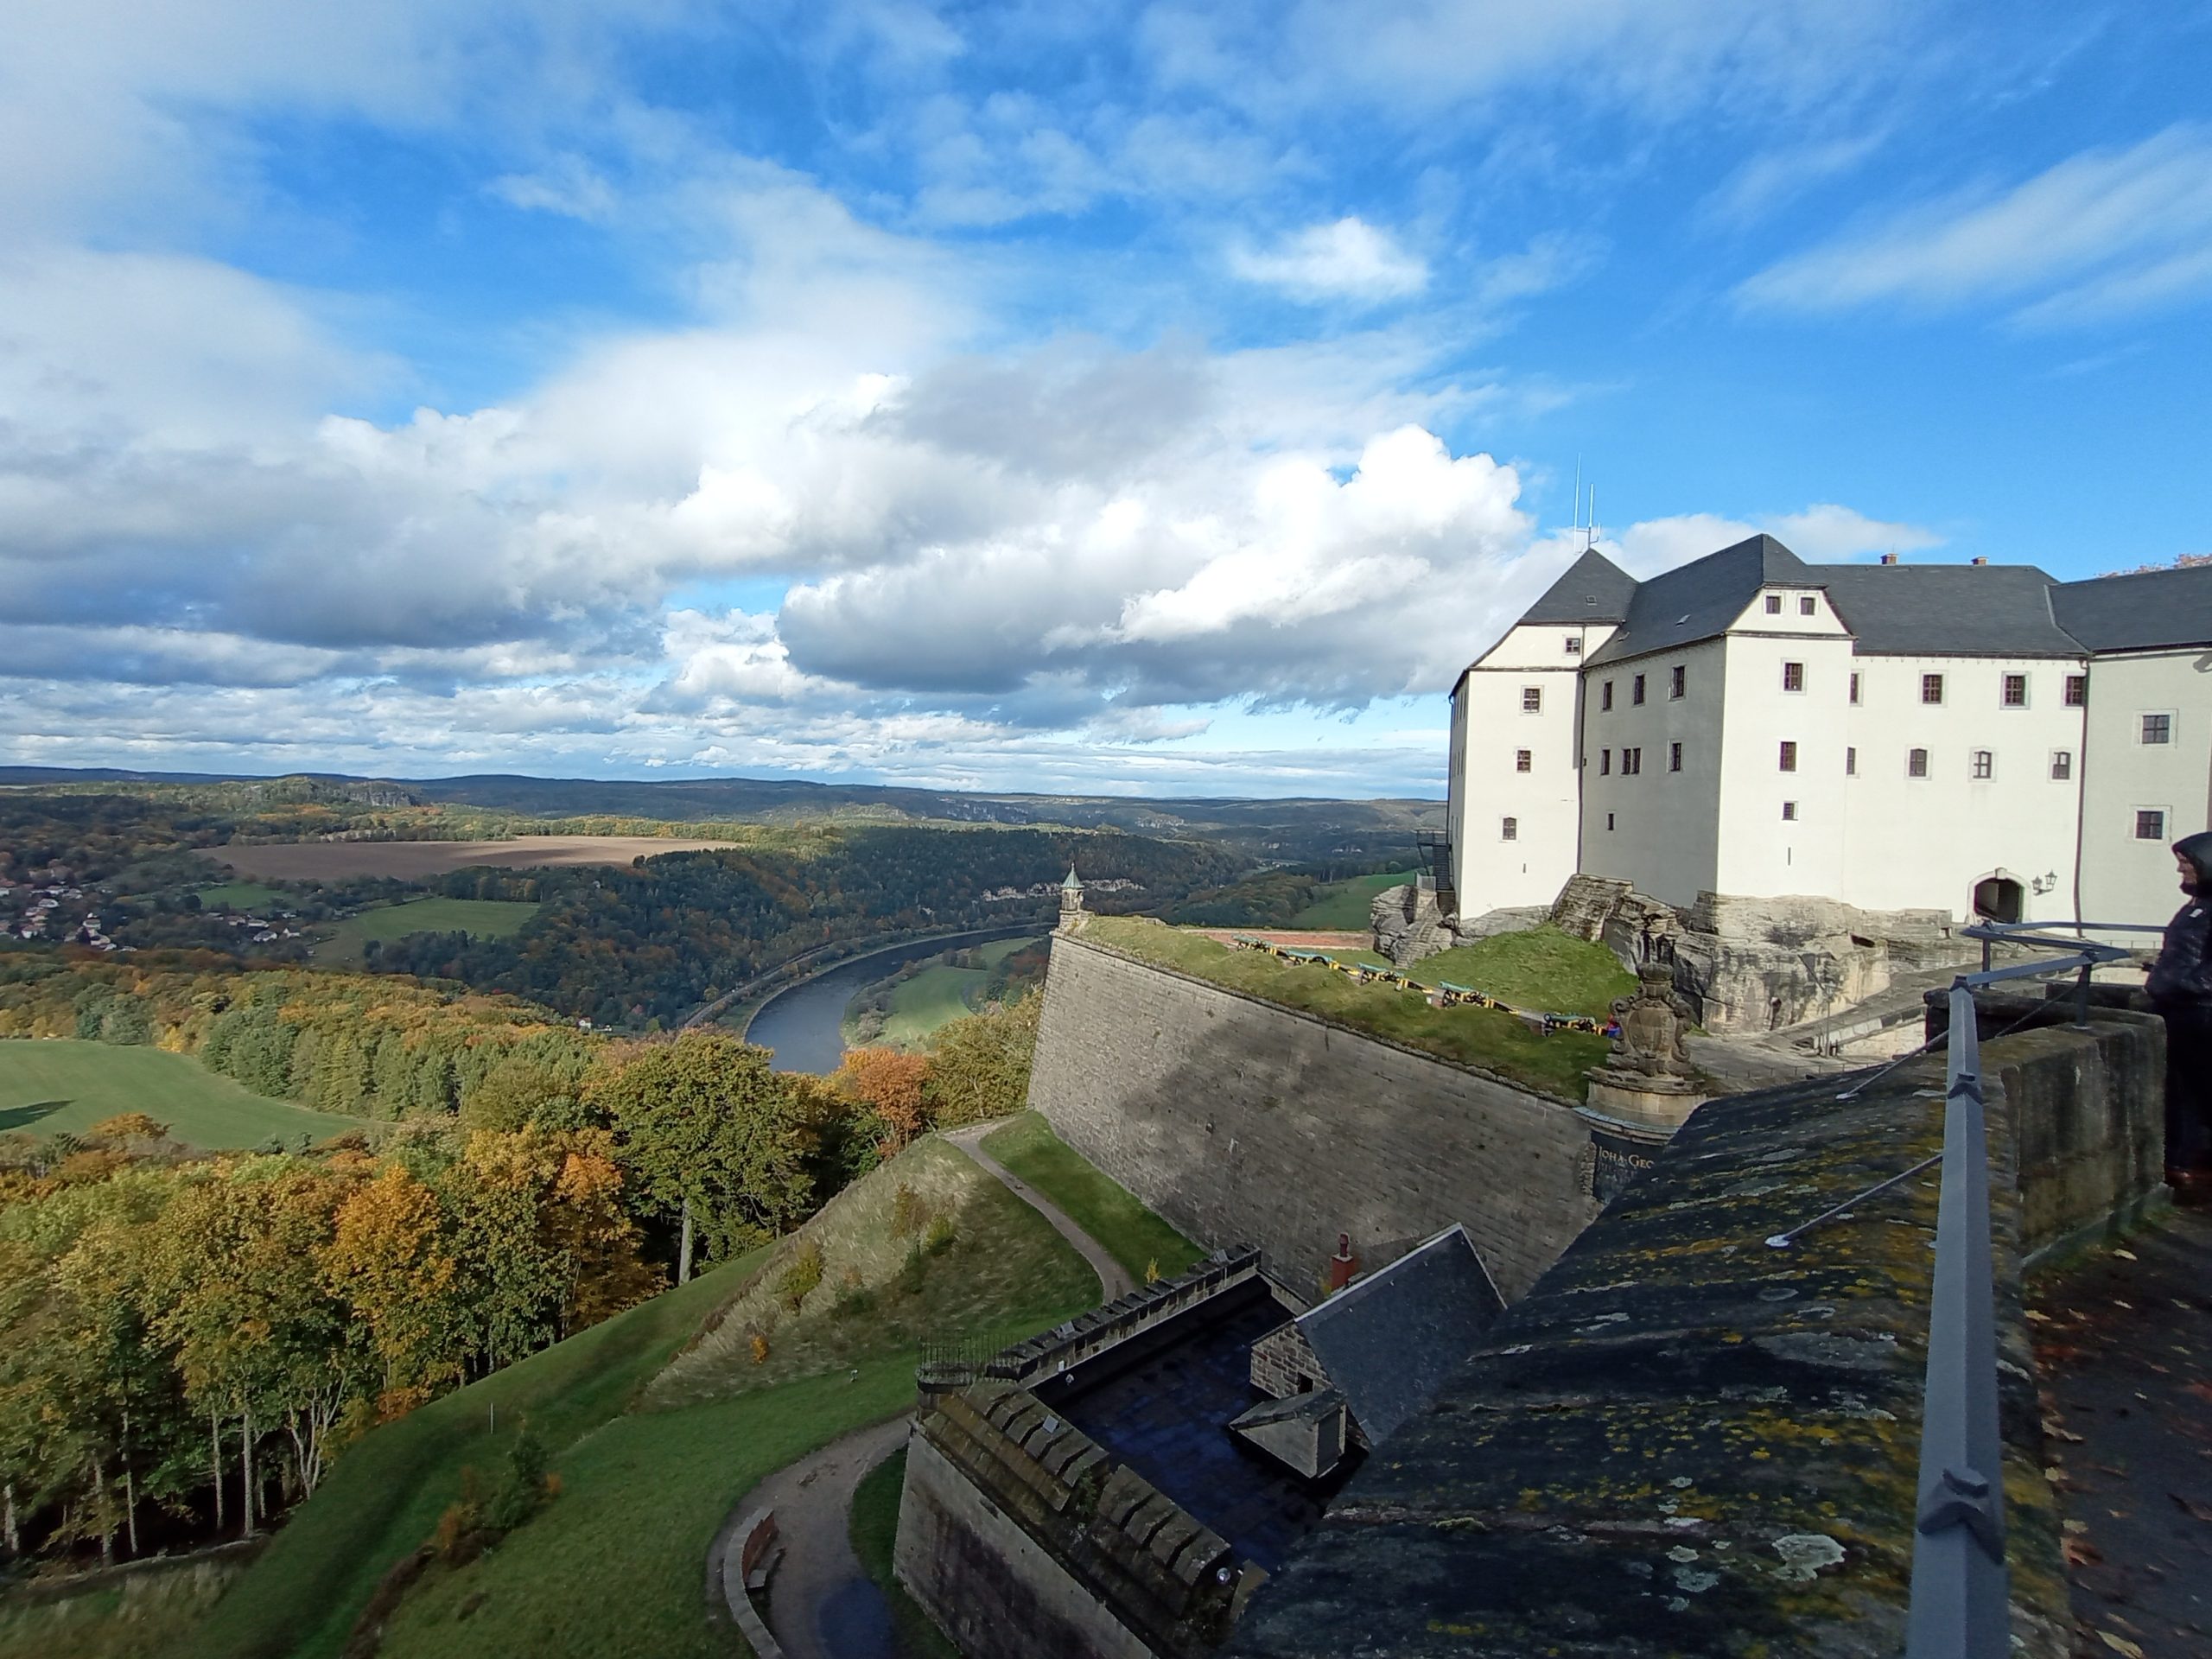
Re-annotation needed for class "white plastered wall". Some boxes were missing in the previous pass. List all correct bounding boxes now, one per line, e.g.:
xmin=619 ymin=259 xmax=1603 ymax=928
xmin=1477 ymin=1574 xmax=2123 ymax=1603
xmin=1713 ymin=628 xmax=1856 ymax=900
xmin=1447 ymin=622 xmax=1608 ymax=915
xmin=1577 ymin=637 xmax=1727 ymax=908
xmin=1839 ymin=653 xmax=2086 ymax=920
xmin=2075 ymin=648 xmax=2212 ymax=925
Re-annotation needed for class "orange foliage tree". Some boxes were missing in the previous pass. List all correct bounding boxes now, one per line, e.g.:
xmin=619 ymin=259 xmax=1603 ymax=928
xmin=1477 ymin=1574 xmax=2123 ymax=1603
xmin=833 ymin=1047 xmax=932 ymax=1152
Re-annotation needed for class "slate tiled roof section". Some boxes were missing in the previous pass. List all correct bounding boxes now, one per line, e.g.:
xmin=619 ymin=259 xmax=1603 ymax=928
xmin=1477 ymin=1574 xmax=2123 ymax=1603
xmin=1519 ymin=549 xmax=1638 ymax=626
xmin=2050 ymin=565 xmax=2212 ymax=652
xmin=1294 ymin=1224 xmax=1505 ymax=1446
xmin=1821 ymin=563 xmax=2082 ymax=658
xmin=1581 ymin=534 xmax=1811 ymax=667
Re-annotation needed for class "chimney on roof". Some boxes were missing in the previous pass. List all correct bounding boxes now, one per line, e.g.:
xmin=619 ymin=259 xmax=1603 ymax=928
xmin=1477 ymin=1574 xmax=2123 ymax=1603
xmin=1879 ymin=553 xmax=1898 ymax=565
xmin=1971 ymin=556 xmax=1987 ymax=566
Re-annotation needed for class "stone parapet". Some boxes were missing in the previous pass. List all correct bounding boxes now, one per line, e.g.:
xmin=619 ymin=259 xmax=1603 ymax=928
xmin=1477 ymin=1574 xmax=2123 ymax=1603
xmin=985 ymin=1249 xmax=1265 ymax=1388
xmin=1228 ymin=1000 xmax=2166 ymax=1658
xmin=898 ymin=1378 xmax=1255 ymax=1659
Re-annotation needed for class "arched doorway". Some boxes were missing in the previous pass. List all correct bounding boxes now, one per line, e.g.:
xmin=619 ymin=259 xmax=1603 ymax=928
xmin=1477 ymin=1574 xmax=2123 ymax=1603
xmin=1972 ymin=874 xmax=2024 ymax=923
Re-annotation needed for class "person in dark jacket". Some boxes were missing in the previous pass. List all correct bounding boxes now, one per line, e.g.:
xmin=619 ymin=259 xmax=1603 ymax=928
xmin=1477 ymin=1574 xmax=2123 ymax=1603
xmin=2148 ymin=830 xmax=2212 ymax=1201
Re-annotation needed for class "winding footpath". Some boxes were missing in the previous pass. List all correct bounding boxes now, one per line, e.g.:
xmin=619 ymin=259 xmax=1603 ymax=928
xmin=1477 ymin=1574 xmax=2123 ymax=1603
xmin=715 ymin=1121 xmax=1130 ymax=1657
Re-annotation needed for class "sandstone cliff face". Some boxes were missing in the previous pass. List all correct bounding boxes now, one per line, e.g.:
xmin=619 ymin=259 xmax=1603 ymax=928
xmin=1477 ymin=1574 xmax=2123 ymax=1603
xmin=1669 ymin=892 xmax=1959 ymax=1033
xmin=1369 ymin=881 xmax=1450 ymax=966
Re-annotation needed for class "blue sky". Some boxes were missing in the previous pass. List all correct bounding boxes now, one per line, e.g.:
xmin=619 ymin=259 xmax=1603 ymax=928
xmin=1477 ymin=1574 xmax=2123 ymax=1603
xmin=1 ymin=2 xmax=2204 ymax=797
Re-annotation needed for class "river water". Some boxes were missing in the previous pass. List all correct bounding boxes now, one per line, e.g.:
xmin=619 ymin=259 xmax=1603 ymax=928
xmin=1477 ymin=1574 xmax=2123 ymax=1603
xmin=742 ymin=924 xmax=1046 ymax=1074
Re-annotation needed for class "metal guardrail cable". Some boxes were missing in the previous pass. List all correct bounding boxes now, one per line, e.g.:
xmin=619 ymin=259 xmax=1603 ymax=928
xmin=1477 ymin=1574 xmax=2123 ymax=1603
xmin=1763 ymin=1152 xmax=1944 ymax=1249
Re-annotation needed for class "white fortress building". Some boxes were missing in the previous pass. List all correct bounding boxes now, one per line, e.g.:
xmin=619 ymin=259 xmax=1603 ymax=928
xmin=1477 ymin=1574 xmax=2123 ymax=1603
xmin=1446 ymin=535 xmax=2212 ymax=932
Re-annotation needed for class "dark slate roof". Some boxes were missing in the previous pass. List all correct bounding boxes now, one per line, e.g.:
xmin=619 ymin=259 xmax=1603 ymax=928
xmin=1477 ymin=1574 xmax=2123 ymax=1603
xmin=1519 ymin=549 xmax=1637 ymax=626
xmin=2050 ymin=566 xmax=2212 ymax=652
xmin=1821 ymin=563 xmax=2082 ymax=658
xmin=1582 ymin=534 xmax=1810 ymax=667
xmin=1296 ymin=1224 xmax=1505 ymax=1446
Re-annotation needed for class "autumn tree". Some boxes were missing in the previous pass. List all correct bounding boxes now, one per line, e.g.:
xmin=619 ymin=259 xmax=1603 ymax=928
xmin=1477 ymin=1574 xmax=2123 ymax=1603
xmin=924 ymin=991 xmax=1041 ymax=1127
xmin=833 ymin=1047 xmax=931 ymax=1152
xmin=591 ymin=1033 xmax=810 ymax=1282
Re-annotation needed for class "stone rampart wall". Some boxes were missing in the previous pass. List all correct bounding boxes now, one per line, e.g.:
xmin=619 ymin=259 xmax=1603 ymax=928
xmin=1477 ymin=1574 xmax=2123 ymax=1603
xmin=1027 ymin=935 xmax=1603 ymax=1300
xmin=1227 ymin=1001 xmax=2167 ymax=1658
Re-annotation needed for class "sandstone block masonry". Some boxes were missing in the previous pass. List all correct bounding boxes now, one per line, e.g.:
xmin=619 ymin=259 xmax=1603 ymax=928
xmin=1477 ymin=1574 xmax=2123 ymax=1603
xmin=1027 ymin=934 xmax=1604 ymax=1301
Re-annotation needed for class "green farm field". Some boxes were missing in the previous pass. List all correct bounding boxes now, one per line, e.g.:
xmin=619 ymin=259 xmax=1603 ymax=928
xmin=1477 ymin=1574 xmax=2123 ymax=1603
xmin=317 ymin=896 xmax=541 ymax=965
xmin=1287 ymin=869 xmax=1417 ymax=930
xmin=843 ymin=933 xmax=1039 ymax=1048
xmin=0 ymin=1040 xmax=378 ymax=1149
xmin=195 ymin=880 xmax=285 ymax=911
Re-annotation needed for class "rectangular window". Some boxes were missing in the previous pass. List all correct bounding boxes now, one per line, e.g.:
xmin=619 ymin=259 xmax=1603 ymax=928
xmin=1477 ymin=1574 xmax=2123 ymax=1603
xmin=1849 ymin=671 xmax=1861 ymax=704
xmin=1764 ymin=594 xmax=1783 ymax=614
xmin=1632 ymin=673 xmax=1646 ymax=705
xmin=1846 ymin=747 xmax=1857 ymax=776
xmin=1669 ymin=664 xmax=1685 ymax=698
xmin=1515 ymin=749 xmax=1532 ymax=773
xmin=1522 ymin=686 xmax=1542 ymax=713
xmin=2064 ymin=674 xmax=2087 ymax=707
xmin=1782 ymin=801 xmax=1797 ymax=821
xmin=1623 ymin=747 xmax=1643 ymax=775
xmin=1922 ymin=673 xmax=1944 ymax=705
xmin=2143 ymin=713 xmax=2173 ymax=744
xmin=2050 ymin=751 xmax=2072 ymax=781
xmin=1601 ymin=680 xmax=1613 ymax=711
xmin=2001 ymin=673 xmax=2027 ymax=708
xmin=1782 ymin=661 xmax=1804 ymax=692
xmin=1600 ymin=748 xmax=1611 ymax=775
xmin=1606 ymin=812 xmax=1616 ymax=831
xmin=1799 ymin=594 xmax=1816 ymax=616
xmin=2138 ymin=809 xmax=2166 ymax=841
xmin=1669 ymin=741 xmax=1682 ymax=772
xmin=1778 ymin=741 xmax=1798 ymax=772
xmin=1971 ymin=749 xmax=1993 ymax=780
xmin=1908 ymin=748 xmax=1929 ymax=779
xmin=1565 ymin=636 xmax=1582 ymax=655
xmin=1502 ymin=817 xmax=1518 ymax=841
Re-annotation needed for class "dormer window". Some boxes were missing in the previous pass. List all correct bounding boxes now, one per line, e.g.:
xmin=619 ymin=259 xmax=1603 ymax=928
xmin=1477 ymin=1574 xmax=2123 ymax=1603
xmin=1764 ymin=594 xmax=1783 ymax=615
xmin=1799 ymin=595 xmax=1816 ymax=616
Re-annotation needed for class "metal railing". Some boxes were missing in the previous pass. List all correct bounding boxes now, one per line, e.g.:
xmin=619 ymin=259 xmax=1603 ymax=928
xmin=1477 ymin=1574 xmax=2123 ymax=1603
xmin=1902 ymin=920 xmax=2156 ymax=1658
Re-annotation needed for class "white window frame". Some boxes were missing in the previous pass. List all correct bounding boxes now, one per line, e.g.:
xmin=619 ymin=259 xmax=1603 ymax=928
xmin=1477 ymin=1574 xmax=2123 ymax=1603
xmin=1999 ymin=672 xmax=2029 ymax=710
xmin=1922 ymin=673 xmax=1945 ymax=706
xmin=2140 ymin=710 xmax=2177 ymax=746
xmin=1798 ymin=594 xmax=1816 ymax=616
xmin=1781 ymin=800 xmax=1797 ymax=821
xmin=1969 ymin=749 xmax=1994 ymax=781
xmin=1565 ymin=635 xmax=1582 ymax=656
xmin=2050 ymin=750 xmax=2073 ymax=782
xmin=1522 ymin=685 xmax=1543 ymax=714
xmin=1515 ymin=748 xmax=1532 ymax=773
xmin=1781 ymin=660 xmax=1805 ymax=693
xmin=1764 ymin=594 xmax=1783 ymax=615
xmin=1501 ymin=817 xmax=1519 ymax=841
xmin=1907 ymin=747 xmax=1930 ymax=779
xmin=2134 ymin=806 xmax=2171 ymax=842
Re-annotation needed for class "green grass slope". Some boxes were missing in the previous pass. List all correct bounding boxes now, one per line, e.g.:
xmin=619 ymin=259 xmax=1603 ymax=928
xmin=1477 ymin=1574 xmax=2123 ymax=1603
xmin=190 ymin=1132 xmax=1099 ymax=1659
xmin=981 ymin=1112 xmax=1204 ymax=1283
xmin=0 ymin=1040 xmax=378 ymax=1149
xmin=851 ymin=1448 xmax=957 ymax=1659
xmin=843 ymin=935 xmax=1039 ymax=1049
xmin=195 ymin=880 xmax=284 ymax=911
xmin=1083 ymin=917 xmax=1618 ymax=1102
xmin=316 ymin=897 xmax=540 ymax=965
xmin=1285 ymin=871 xmax=1413 ymax=931
xmin=0 ymin=1555 xmax=249 ymax=1659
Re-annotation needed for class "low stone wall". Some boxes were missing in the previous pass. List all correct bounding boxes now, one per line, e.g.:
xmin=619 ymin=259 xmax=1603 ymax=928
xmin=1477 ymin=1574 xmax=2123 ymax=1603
xmin=969 ymin=1249 xmax=1264 ymax=1390
xmin=722 ymin=1509 xmax=786 ymax=1659
xmin=1925 ymin=988 xmax=2168 ymax=1262
xmin=1226 ymin=999 xmax=2166 ymax=1658
xmin=896 ymin=1380 xmax=1257 ymax=1659
xmin=1027 ymin=934 xmax=1603 ymax=1300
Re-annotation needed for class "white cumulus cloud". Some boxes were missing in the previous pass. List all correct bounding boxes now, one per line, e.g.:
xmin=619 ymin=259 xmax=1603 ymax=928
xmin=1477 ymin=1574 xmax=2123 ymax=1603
xmin=1231 ymin=218 xmax=1429 ymax=303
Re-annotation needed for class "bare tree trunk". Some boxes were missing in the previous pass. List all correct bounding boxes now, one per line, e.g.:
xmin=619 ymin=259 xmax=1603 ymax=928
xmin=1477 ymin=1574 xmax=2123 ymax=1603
xmin=678 ymin=1194 xmax=695 ymax=1285
xmin=241 ymin=1409 xmax=255 ymax=1539
xmin=210 ymin=1409 xmax=224 ymax=1531
xmin=123 ymin=1409 xmax=137 ymax=1558
xmin=93 ymin=1453 xmax=111 ymax=1566
xmin=3 ymin=1482 xmax=16 ymax=1555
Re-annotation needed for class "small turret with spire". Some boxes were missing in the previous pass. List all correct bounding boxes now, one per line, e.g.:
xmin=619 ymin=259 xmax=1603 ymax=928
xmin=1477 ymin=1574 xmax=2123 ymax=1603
xmin=1058 ymin=863 xmax=1086 ymax=931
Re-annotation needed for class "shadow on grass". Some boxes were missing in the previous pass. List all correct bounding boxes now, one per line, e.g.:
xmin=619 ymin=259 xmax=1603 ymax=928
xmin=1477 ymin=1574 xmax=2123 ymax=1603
xmin=0 ymin=1100 xmax=69 ymax=1135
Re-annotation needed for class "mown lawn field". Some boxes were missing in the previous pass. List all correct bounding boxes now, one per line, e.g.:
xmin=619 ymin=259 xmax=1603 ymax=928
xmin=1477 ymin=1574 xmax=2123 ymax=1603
xmin=194 ymin=880 xmax=285 ymax=912
xmin=981 ymin=1111 xmax=1205 ymax=1284
xmin=0 ymin=1040 xmax=379 ymax=1149
xmin=843 ymin=933 xmax=1040 ymax=1049
xmin=1083 ymin=917 xmax=1619 ymax=1101
xmin=182 ymin=1131 xmax=1102 ymax=1659
xmin=316 ymin=897 xmax=541 ymax=965
xmin=1286 ymin=870 xmax=1416 ymax=930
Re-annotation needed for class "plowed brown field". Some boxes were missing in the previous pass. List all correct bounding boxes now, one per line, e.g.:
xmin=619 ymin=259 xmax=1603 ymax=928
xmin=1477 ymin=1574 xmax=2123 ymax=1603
xmin=214 ymin=836 xmax=730 ymax=880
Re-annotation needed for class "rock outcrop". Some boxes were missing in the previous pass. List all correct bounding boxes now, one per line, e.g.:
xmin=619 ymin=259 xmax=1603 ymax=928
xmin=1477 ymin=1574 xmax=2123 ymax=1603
xmin=1669 ymin=893 xmax=1961 ymax=1033
xmin=1370 ymin=881 xmax=1451 ymax=966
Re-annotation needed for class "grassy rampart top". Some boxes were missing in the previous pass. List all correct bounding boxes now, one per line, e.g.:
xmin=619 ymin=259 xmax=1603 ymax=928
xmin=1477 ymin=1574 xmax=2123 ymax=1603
xmin=1077 ymin=917 xmax=1627 ymax=1103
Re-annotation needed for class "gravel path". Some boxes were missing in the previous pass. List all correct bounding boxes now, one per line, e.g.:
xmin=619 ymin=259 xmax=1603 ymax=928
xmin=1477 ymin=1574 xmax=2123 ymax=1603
xmin=722 ymin=1415 xmax=912 ymax=1659
xmin=944 ymin=1121 xmax=1137 ymax=1300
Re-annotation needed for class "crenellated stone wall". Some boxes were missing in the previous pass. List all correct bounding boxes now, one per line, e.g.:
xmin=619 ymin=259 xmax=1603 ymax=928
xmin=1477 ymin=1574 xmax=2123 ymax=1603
xmin=1026 ymin=934 xmax=1605 ymax=1301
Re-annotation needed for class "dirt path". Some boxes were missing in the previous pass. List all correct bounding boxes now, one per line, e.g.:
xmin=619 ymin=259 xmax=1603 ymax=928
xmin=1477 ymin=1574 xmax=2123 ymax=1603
xmin=944 ymin=1122 xmax=1137 ymax=1301
xmin=713 ymin=1126 xmax=1133 ymax=1658
xmin=721 ymin=1415 xmax=912 ymax=1659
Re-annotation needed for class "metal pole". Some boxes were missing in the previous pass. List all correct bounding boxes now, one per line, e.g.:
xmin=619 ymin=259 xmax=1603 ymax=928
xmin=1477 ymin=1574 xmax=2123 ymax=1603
xmin=1904 ymin=983 xmax=2010 ymax=1658
xmin=2075 ymin=963 xmax=2092 ymax=1030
